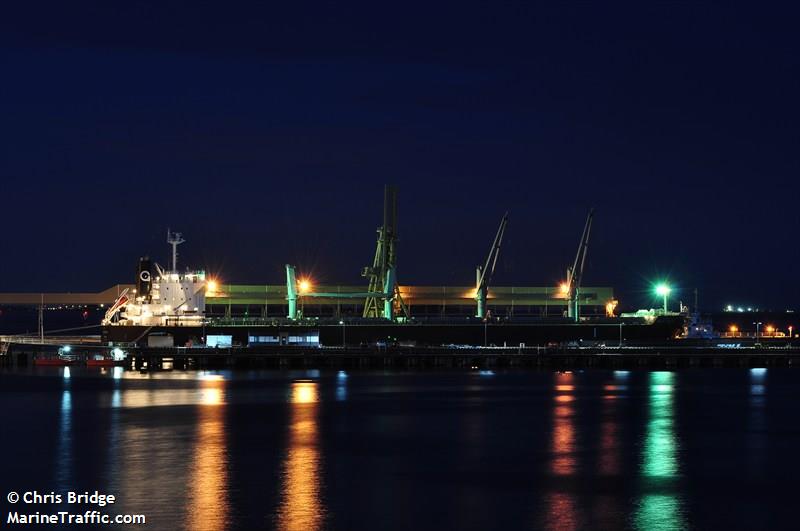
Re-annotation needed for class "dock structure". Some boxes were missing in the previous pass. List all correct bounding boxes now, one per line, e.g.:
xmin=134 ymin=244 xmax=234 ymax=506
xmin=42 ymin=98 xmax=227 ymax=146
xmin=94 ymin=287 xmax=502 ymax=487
xmin=0 ymin=285 xmax=131 ymax=306
xmin=3 ymin=339 xmax=799 ymax=371
xmin=204 ymin=284 xmax=615 ymax=319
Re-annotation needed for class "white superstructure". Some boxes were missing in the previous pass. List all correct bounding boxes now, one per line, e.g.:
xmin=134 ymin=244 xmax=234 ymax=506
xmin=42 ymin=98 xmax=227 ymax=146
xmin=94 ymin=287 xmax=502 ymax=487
xmin=104 ymin=231 xmax=208 ymax=327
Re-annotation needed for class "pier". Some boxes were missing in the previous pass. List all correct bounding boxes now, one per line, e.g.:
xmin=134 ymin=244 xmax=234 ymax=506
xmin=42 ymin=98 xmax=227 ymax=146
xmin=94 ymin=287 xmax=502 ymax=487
xmin=2 ymin=338 xmax=800 ymax=371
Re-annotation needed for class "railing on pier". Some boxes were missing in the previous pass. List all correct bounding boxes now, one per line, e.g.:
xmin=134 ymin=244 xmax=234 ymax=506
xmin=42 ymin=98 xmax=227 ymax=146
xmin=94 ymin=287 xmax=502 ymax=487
xmin=0 ymin=335 xmax=102 ymax=346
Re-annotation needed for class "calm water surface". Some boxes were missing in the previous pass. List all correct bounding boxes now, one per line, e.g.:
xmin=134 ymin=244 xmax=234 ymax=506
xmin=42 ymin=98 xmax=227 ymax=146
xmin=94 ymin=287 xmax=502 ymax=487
xmin=0 ymin=368 xmax=796 ymax=530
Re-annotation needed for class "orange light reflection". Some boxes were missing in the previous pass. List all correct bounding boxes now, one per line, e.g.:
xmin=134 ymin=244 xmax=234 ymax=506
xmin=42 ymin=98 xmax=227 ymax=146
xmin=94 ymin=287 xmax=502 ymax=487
xmin=551 ymin=373 xmax=576 ymax=476
xmin=187 ymin=380 xmax=229 ymax=531
xmin=599 ymin=382 xmax=620 ymax=476
xmin=277 ymin=381 xmax=324 ymax=531
xmin=545 ymin=492 xmax=577 ymax=531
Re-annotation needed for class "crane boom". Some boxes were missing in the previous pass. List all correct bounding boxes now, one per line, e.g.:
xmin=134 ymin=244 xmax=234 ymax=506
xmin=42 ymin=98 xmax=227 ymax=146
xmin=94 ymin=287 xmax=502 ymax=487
xmin=567 ymin=209 xmax=594 ymax=321
xmin=476 ymin=212 xmax=509 ymax=318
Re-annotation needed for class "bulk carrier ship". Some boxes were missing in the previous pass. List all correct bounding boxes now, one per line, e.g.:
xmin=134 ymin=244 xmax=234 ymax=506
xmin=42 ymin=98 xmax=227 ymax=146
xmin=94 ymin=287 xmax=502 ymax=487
xmin=101 ymin=188 xmax=685 ymax=348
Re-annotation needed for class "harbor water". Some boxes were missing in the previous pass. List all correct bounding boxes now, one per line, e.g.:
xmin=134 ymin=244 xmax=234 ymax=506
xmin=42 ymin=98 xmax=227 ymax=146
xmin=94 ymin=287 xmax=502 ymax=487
xmin=0 ymin=368 xmax=795 ymax=530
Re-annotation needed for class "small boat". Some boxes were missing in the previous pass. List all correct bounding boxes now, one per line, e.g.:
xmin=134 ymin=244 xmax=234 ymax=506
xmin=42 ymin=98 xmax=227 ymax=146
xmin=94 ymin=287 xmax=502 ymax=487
xmin=35 ymin=353 xmax=79 ymax=366
xmin=34 ymin=345 xmax=79 ymax=367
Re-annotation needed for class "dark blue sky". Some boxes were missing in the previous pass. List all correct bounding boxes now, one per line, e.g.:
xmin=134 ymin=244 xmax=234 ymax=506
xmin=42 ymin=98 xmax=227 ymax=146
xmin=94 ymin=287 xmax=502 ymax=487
xmin=1 ymin=2 xmax=798 ymax=311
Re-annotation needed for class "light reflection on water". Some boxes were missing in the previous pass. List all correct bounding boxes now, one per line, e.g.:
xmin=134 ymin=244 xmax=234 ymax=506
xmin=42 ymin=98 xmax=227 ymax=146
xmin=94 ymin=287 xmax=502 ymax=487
xmin=276 ymin=381 xmax=325 ymax=531
xmin=187 ymin=379 xmax=229 ymax=531
xmin=336 ymin=371 xmax=348 ymax=401
xmin=633 ymin=371 xmax=685 ymax=531
xmin=551 ymin=372 xmax=576 ymax=476
xmin=599 ymin=378 xmax=621 ymax=476
xmin=8 ymin=368 xmax=795 ymax=530
xmin=748 ymin=368 xmax=767 ymax=474
xmin=592 ymin=373 xmax=624 ymax=529
xmin=55 ymin=388 xmax=72 ymax=490
xmin=544 ymin=493 xmax=578 ymax=531
xmin=107 ymin=381 xmax=122 ymax=506
xmin=545 ymin=372 xmax=578 ymax=531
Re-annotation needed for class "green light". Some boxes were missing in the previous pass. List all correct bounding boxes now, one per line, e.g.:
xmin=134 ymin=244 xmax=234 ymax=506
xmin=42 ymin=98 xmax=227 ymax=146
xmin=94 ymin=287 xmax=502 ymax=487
xmin=654 ymin=283 xmax=672 ymax=313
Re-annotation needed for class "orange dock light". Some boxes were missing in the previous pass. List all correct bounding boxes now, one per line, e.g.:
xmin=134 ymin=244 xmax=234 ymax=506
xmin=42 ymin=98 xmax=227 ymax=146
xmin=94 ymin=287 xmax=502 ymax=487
xmin=206 ymin=279 xmax=219 ymax=294
xmin=298 ymin=278 xmax=312 ymax=294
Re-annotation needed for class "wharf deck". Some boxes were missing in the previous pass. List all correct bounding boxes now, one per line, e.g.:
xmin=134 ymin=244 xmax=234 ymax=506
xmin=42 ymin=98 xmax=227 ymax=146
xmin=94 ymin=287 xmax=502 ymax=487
xmin=2 ymin=342 xmax=800 ymax=370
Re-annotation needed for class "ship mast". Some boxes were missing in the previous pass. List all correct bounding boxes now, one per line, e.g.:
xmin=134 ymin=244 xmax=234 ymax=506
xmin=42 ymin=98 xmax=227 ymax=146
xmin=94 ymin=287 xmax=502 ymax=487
xmin=167 ymin=229 xmax=185 ymax=272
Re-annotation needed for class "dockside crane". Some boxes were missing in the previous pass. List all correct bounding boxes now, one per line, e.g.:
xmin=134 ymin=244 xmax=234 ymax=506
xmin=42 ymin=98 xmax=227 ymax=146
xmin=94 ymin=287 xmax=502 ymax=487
xmin=362 ymin=185 xmax=408 ymax=320
xmin=284 ymin=186 xmax=409 ymax=321
xmin=475 ymin=212 xmax=508 ymax=319
xmin=565 ymin=209 xmax=594 ymax=322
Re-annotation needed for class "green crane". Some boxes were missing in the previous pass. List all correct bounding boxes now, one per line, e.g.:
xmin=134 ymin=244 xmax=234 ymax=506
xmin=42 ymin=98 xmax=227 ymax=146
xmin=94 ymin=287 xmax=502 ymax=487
xmin=362 ymin=185 xmax=407 ymax=319
xmin=566 ymin=209 xmax=594 ymax=322
xmin=475 ymin=212 xmax=508 ymax=319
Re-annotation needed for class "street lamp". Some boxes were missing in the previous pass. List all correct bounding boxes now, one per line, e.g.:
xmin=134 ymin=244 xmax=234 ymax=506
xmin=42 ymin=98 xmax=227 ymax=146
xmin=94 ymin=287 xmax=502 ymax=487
xmin=339 ymin=320 xmax=346 ymax=348
xmin=753 ymin=321 xmax=762 ymax=343
xmin=655 ymin=283 xmax=671 ymax=313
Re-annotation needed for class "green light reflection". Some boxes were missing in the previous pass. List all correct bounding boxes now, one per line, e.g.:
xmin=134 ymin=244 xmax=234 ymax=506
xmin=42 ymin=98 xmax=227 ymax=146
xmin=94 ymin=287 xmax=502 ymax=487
xmin=633 ymin=371 xmax=685 ymax=531
xmin=635 ymin=495 xmax=683 ymax=531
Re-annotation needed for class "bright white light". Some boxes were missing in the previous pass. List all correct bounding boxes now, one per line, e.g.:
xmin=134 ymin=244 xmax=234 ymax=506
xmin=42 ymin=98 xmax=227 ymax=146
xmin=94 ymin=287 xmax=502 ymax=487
xmin=111 ymin=347 xmax=125 ymax=361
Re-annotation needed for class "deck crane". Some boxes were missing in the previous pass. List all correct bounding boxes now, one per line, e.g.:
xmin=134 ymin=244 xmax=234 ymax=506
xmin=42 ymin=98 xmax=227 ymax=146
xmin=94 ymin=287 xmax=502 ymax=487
xmin=475 ymin=212 xmax=508 ymax=319
xmin=565 ymin=209 xmax=594 ymax=322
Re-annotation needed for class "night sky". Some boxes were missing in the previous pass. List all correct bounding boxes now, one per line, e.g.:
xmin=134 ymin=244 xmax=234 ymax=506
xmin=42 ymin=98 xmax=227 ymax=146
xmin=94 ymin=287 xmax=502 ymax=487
xmin=1 ymin=2 xmax=798 ymax=311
